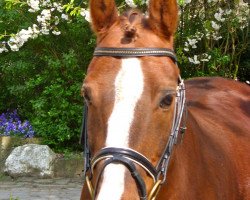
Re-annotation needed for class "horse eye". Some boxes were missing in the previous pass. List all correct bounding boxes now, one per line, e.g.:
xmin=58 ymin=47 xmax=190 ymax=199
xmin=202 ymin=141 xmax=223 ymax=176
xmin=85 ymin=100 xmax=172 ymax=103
xmin=159 ymin=94 xmax=174 ymax=109
xmin=84 ymin=93 xmax=91 ymax=104
xmin=81 ymin=86 xmax=92 ymax=105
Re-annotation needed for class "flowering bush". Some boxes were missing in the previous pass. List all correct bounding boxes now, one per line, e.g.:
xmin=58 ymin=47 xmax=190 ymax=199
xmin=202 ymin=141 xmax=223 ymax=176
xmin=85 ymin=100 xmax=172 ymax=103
xmin=0 ymin=110 xmax=35 ymax=138
xmin=1 ymin=0 xmax=249 ymax=80
xmin=176 ymin=0 xmax=249 ymax=79
xmin=0 ymin=0 xmax=90 ymax=52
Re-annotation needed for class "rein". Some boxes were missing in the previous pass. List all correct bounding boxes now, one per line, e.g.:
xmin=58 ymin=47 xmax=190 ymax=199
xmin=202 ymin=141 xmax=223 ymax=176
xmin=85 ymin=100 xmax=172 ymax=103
xmin=80 ymin=47 xmax=187 ymax=200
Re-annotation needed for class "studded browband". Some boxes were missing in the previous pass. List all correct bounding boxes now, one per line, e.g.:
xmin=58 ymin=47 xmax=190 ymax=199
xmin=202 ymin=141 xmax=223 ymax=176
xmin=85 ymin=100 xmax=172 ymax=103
xmin=94 ymin=47 xmax=177 ymax=62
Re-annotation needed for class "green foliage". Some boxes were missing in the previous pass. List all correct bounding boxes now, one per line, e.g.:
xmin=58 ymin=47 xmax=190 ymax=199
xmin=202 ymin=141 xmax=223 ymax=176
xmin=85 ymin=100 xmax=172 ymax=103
xmin=238 ymin=29 xmax=250 ymax=82
xmin=0 ymin=7 xmax=95 ymax=151
xmin=9 ymin=194 xmax=19 ymax=200
xmin=27 ymin=50 xmax=83 ymax=148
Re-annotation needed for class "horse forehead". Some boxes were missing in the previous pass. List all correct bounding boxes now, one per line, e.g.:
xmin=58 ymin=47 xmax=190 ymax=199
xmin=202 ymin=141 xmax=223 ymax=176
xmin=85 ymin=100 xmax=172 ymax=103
xmin=86 ymin=56 xmax=178 ymax=83
xmin=98 ymin=26 xmax=172 ymax=48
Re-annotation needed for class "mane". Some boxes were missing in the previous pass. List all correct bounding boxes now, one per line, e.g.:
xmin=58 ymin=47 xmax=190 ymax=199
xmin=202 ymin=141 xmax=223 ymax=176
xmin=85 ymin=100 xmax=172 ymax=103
xmin=120 ymin=9 xmax=145 ymax=43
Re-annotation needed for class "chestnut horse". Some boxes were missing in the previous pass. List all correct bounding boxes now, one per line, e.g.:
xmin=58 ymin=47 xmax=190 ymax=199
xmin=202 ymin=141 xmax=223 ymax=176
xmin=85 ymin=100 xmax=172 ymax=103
xmin=80 ymin=0 xmax=250 ymax=199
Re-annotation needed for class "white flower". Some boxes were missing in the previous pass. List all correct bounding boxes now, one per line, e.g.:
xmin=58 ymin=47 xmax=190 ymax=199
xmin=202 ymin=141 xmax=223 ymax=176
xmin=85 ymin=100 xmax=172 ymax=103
xmin=201 ymin=58 xmax=209 ymax=62
xmin=184 ymin=48 xmax=189 ymax=52
xmin=31 ymin=24 xmax=40 ymax=38
xmin=211 ymin=21 xmax=220 ymax=30
xmin=218 ymin=8 xmax=223 ymax=14
xmin=61 ymin=14 xmax=69 ymax=21
xmin=41 ymin=0 xmax=51 ymax=7
xmin=57 ymin=5 xmax=63 ymax=13
xmin=84 ymin=11 xmax=91 ymax=22
xmin=41 ymin=9 xmax=51 ymax=20
xmin=54 ymin=16 xmax=60 ymax=25
xmin=80 ymin=9 xmax=91 ymax=22
xmin=187 ymin=38 xmax=198 ymax=48
xmin=41 ymin=27 xmax=50 ymax=35
xmin=0 ymin=48 xmax=7 ymax=53
xmin=200 ymin=54 xmax=211 ymax=62
xmin=125 ymin=0 xmax=137 ymax=8
xmin=188 ymin=57 xmax=193 ymax=63
xmin=225 ymin=9 xmax=232 ymax=15
xmin=185 ymin=0 xmax=191 ymax=4
xmin=32 ymin=24 xmax=39 ymax=31
xmin=213 ymin=35 xmax=222 ymax=40
xmin=37 ymin=15 xmax=45 ymax=23
xmin=200 ymin=53 xmax=211 ymax=62
xmin=208 ymin=0 xmax=218 ymax=3
xmin=195 ymin=32 xmax=204 ymax=40
xmin=7 ymin=37 xmax=23 ymax=51
xmin=9 ymin=36 xmax=24 ymax=46
xmin=53 ymin=2 xmax=58 ymax=7
xmin=214 ymin=12 xmax=225 ymax=22
xmin=188 ymin=38 xmax=197 ymax=46
xmin=28 ymin=8 xmax=36 ymax=12
xmin=9 ymin=44 xmax=19 ymax=51
xmin=188 ymin=55 xmax=200 ymax=64
xmin=17 ymin=29 xmax=32 ymax=42
xmin=0 ymin=44 xmax=8 ymax=53
xmin=52 ymin=30 xmax=61 ymax=35
xmin=27 ymin=0 xmax=40 ymax=12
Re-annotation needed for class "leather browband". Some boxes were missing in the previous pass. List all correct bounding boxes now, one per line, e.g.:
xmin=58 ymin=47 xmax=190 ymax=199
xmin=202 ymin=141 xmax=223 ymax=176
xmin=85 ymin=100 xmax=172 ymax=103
xmin=94 ymin=47 xmax=177 ymax=62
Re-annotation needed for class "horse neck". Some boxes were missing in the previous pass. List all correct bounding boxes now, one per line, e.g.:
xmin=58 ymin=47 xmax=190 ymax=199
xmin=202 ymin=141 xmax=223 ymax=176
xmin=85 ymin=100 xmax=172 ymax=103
xmin=158 ymin=109 xmax=240 ymax=199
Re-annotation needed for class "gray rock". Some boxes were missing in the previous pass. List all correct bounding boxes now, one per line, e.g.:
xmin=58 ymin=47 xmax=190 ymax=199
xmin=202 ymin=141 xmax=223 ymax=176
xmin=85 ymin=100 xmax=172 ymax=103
xmin=4 ymin=144 xmax=56 ymax=178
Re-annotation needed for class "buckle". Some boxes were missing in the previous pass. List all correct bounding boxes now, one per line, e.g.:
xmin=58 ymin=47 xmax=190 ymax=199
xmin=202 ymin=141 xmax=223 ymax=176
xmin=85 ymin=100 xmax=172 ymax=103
xmin=86 ymin=175 xmax=94 ymax=199
xmin=148 ymin=180 xmax=162 ymax=200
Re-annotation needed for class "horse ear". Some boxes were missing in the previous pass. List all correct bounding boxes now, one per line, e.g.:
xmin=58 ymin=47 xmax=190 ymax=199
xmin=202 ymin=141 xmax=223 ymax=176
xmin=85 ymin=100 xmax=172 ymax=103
xmin=90 ymin=0 xmax=118 ymax=35
xmin=148 ymin=0 xmax=178 ymax=39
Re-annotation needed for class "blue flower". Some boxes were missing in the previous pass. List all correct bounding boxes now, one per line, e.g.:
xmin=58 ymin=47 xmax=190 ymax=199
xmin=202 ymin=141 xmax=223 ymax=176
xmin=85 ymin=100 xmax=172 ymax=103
xmin=0 ymin=110 xmax=35 ymax=138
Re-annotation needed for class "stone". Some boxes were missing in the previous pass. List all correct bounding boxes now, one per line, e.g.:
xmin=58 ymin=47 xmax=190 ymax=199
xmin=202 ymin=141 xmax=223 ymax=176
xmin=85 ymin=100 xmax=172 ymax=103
xmin=4 ymin=144 xmax=56 ymax=178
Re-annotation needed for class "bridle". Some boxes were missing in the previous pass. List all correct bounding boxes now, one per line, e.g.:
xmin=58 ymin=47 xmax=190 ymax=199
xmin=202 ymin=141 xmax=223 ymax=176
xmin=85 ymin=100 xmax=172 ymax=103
xmin=80 ymin=47 xmax=187 ymax=200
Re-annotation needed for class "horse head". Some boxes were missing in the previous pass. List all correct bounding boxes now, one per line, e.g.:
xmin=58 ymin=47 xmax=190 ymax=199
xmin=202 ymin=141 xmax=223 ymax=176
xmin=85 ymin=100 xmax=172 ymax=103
xmin=81 ymin=0 xmax=184 ymax=199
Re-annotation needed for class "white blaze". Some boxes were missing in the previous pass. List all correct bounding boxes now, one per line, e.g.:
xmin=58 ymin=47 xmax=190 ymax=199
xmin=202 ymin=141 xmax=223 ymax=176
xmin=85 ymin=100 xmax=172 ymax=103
xmin=96 ymin=58 xmax=144 ymax=200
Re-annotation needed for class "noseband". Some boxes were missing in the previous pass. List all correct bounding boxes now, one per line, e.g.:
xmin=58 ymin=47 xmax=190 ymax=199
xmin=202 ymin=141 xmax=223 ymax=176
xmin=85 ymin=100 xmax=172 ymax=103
xmin=80 ymin=47 xmax=186 ymax=200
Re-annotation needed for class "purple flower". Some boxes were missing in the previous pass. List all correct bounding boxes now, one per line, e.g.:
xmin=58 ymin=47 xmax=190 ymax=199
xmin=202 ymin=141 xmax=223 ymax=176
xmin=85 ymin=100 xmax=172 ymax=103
xmin=0 ymin=110 xmax=35 ymax=138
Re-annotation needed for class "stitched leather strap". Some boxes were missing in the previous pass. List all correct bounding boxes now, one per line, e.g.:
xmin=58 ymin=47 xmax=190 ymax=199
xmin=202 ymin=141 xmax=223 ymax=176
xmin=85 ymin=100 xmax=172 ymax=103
xmin=94 ymin=47 xmax=177 ymax=62
xmin=93 ymin=155 xmax=147 ymax=200
xmin=92 ymin=147 xmax=158 ymax=181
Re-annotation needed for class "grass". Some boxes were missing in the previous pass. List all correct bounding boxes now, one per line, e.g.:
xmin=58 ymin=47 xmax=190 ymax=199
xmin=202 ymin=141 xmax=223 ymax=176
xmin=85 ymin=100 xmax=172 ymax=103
xmin=9 ymin=194 xmax=19 ymax=200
